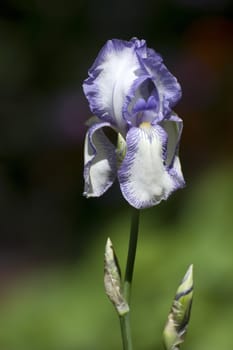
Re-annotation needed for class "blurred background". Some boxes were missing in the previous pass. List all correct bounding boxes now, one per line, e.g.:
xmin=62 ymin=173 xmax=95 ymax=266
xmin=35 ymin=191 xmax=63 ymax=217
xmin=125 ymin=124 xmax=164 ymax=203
xmin=0 ymin=0 xmax=232 ymax=349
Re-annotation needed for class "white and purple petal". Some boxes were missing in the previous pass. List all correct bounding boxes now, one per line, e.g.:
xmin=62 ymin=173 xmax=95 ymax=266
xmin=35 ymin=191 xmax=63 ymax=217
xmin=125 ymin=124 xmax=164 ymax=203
xmin=160 ymin=113 xmax=183 ymax=167
xmin=83 ymin=39 xmax=147 ymax=134
xmin=84 ymin=121 xmax=117 ymax=197
xmin=118 ymin=123 xmax=177 ymax=209
xmin=141 ymin=48 xmax=182 ymax=116
xmin=160 ymin=113 xmax=185 ymax=189
xmin=83 ymin=38 xmax=185 ymax=207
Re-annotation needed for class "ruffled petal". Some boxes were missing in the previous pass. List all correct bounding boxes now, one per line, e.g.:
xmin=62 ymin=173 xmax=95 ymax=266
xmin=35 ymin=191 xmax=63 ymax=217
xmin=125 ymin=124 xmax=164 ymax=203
xmin=84 ymin=121 xmax=117 ymax=197
xmin=83 ymin=39 xmax=147 ymax=134
xmin=141 ymin=48 xmax=182 ymax=116
xmin=160 ymin=113 xmax=185 ymax=189
xmin=118 ymin=123 xmax=177 ymax=209
xmin=122 ymin=43 xmax=181 ymax=126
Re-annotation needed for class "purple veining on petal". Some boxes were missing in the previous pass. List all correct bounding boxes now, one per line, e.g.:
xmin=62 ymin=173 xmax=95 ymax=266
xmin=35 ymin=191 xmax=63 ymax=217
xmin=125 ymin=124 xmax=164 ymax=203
xmin=136 ymin=45 xmax=163 ymax=69
xmin=83 ymin=37 xmax=182 ymax=129
xmin=146 ymin=47 xmax=163 ymax=64
xmin=118 ymin=127 xmax=143 ymax=208
xmin=83 ymin=38 xmax=148 ymax=134
xmin=154 ymin=124 xmax=168 ymax=162
xmin=138 ymin=47 xmax=182 ymax=117
xmin=83 ymin=37 xmax=184 ymax=206
xmin=158 ymin=63 xmax=182 ymax=108
xmin=118 ymin=125 xmax=176 ymax=209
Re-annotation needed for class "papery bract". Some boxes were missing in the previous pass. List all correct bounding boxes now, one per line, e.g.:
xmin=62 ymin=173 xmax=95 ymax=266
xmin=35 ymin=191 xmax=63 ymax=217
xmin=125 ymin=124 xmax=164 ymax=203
xmin=83 ymin=38 xmax=185 ymax=209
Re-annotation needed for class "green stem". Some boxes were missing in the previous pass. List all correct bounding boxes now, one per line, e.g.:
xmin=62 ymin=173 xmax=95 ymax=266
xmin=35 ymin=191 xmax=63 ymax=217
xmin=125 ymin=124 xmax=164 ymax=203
xmin=119 ymin=208 xmax=140 ymax=350
xmin=120 ymin=313 xmax=133 ymax=350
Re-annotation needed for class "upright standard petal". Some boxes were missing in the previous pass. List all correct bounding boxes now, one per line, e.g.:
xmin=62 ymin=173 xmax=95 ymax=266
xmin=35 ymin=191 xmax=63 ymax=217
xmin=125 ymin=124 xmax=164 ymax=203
xmin=118 ymin=123 xmax=176 ymax=209
xmin=142 ymin=49 xmax=182 ymax=116
xmin=83 ymin=39 xmax=146 ymax=134
xmin=84 ymin=121 xmax=117 ymax=197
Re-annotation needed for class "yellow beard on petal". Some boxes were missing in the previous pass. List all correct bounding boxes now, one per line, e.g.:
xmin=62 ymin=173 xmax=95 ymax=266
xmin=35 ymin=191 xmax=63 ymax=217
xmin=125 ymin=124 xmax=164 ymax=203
xmin=139 ymin=121 xmax=151 ymax=129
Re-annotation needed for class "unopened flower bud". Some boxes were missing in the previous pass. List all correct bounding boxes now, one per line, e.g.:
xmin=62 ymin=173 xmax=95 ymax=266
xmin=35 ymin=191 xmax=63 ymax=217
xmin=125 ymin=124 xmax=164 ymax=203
xmin=163 ymin=264 xmax=193 ymax=350
xmin=104 ymin=238 xmax=129 ymax=316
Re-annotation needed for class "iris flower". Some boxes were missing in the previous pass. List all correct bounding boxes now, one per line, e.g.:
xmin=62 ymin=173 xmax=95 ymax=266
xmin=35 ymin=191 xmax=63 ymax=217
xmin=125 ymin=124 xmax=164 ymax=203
xmin=83 ymin=38 xmax=185 ymax=209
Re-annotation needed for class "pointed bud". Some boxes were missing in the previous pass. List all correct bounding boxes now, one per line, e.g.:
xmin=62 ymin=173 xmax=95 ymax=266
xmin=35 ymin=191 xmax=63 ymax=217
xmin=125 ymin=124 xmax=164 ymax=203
xmin=163 ymin=265 xmax=194 ymax=350
xmin=104 ymin=238 xmax=129 ymax=316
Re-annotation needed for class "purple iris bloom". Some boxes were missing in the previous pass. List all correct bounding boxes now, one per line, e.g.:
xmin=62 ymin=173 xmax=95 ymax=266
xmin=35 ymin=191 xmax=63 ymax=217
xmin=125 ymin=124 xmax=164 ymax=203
xmin=83 ymin=38 xmax=185 ymax=209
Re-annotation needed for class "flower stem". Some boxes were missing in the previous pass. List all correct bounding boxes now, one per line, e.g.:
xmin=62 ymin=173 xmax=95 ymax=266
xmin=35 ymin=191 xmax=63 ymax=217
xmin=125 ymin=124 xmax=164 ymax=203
xmin=119 ymin=207 xmax=140 ymax=350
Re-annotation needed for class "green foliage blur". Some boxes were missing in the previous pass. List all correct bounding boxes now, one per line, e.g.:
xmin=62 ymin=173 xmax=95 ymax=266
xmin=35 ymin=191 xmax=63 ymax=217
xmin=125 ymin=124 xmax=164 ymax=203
xmin=0 ymin=162 xmax=232 ymax=350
